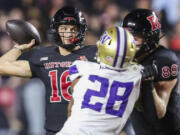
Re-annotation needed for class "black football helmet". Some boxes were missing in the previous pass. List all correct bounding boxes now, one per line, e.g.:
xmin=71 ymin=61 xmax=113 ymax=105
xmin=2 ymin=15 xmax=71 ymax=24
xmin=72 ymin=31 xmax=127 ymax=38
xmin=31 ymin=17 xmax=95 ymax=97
xmin=50 ymin=6 xmax=87 ymax=50
xmin=122 ymin=9 xmax=161 ymax=62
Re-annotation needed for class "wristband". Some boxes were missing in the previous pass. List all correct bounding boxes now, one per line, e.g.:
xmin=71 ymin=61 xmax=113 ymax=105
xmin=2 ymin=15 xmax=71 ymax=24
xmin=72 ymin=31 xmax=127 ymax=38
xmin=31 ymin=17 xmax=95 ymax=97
xmin=14 ymin=46 xmax=23 ymax=52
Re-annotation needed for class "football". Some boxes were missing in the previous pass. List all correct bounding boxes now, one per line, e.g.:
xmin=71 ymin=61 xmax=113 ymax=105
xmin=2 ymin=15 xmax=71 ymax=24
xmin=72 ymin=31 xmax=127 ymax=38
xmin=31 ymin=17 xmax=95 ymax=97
xmin=6 ymin=19 xmax=41 ymax=45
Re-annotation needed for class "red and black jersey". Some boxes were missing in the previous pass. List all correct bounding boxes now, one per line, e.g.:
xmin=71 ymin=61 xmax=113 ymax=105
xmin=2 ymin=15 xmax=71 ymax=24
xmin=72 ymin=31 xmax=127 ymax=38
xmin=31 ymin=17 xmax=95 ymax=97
xmin=19 ymin=45 xmax=97 ymax=132
xmin=138 ymin=45 xmax=180 ymax=134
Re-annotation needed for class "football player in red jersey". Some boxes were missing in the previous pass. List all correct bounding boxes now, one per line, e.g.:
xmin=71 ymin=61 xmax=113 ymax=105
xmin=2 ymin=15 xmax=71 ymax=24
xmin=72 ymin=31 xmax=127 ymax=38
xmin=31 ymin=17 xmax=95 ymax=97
xmin=122 ymin=8 xmax=180 ymax=135
xmin=0 ymin=6 xmax=97 ymax=135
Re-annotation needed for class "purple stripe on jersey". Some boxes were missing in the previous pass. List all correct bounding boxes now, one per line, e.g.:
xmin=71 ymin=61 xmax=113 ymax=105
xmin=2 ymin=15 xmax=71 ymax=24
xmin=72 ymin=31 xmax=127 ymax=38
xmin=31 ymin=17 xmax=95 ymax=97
xmin=69 ymin=65 xmax=79 ymax=75
xmin=120 ymin=29 xmax=127 ymax=68
xmin=113 ymin=27 xmax=120 ymax=67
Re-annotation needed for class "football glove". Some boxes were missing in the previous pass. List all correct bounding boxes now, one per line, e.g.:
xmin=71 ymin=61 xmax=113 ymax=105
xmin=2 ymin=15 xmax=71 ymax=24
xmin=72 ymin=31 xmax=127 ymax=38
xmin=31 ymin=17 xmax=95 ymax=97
xmin=141 ymin=62 xmax=158 ymax=81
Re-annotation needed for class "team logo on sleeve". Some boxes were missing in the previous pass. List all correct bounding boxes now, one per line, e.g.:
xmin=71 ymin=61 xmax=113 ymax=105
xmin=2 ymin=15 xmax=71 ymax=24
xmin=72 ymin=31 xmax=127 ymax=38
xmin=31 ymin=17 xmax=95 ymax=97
xmin=40 ymin=57 xmax=48 ymax=61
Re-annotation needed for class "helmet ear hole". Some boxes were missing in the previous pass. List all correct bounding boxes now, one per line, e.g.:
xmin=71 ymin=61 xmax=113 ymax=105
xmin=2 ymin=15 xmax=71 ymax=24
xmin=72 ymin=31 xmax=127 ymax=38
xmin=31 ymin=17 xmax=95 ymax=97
xmin=131 ymin=43 xmax=134 ymax=49
xmin=108 ymin=40 xmax=112 ymax=45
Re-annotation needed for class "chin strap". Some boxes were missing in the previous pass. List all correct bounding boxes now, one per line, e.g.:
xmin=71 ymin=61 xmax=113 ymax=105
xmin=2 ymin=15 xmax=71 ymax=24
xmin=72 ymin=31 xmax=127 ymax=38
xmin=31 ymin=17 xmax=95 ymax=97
xmin=69 ymin=37 xmax=79 ymax=43
xmin=159 ymin=33 xmax=166 ymax=39
xmin=59 ymin=36 xmax=80 ymax=50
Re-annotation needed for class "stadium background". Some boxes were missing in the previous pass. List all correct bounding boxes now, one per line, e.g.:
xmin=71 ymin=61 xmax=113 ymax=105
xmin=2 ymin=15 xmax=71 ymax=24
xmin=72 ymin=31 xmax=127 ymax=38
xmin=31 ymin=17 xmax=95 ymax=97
xmin=0 ymin=0 xmax=179 ymax=135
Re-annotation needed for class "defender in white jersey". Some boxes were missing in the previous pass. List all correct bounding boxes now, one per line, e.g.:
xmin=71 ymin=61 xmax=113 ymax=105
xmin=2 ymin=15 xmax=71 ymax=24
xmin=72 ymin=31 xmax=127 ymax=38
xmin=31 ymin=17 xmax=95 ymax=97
xmin=56 ymin=26 xmax=143 ymax=135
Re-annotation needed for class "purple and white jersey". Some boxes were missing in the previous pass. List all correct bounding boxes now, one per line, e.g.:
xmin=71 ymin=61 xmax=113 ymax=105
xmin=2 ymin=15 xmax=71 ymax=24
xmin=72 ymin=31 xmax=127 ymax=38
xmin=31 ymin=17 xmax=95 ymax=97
xmin=57 ymin=60 xmax=143 ymax=135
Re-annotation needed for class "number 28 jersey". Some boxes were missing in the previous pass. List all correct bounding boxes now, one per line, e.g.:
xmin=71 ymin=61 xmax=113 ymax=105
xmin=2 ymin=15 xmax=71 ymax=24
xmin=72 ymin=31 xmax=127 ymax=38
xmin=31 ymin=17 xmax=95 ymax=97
xmin=59 ymin=61 xmax=143 ymax=135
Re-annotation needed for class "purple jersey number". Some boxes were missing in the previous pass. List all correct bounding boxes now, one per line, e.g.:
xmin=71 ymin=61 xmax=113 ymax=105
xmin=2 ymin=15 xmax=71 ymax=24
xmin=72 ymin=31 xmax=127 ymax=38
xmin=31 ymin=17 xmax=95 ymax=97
xmin=81 ymin=75 xmax=133 ymax=117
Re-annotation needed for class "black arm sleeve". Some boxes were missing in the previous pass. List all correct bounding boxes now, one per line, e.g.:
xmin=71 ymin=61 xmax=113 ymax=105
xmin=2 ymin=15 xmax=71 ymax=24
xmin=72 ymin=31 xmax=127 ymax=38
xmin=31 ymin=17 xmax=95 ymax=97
xmin=154 ymin=50 xmax=179 ymax=82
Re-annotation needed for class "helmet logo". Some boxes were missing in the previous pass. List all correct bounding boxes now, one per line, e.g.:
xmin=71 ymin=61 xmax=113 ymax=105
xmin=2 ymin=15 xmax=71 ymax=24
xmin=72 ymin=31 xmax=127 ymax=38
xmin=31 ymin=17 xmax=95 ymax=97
xmin=64 ymin=17 xmax=76 ymax=21
xmin=147 ymin=14 xmax=161 ymax=31
xmin=106 ymin=56 xmax=113 ymax=63
xmin=100 ymin=31 xmax=111 ymax=44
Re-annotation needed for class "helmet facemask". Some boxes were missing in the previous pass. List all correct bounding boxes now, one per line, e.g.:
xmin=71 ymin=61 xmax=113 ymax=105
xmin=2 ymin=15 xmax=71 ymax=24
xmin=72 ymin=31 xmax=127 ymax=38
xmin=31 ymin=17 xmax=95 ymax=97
xmin=133 ymin=32 xmax=159 ymax=62
xmin=56 ymin=23 xmax=80 ymax=50
xmin=50 ymin=6 xmax=87 ymax=50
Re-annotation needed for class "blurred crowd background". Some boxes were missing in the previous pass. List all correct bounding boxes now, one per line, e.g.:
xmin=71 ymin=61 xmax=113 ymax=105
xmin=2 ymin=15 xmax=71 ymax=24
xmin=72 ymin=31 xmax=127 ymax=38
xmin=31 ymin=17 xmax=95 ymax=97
xmin=0 ymin=0 xmax=179 ymax=135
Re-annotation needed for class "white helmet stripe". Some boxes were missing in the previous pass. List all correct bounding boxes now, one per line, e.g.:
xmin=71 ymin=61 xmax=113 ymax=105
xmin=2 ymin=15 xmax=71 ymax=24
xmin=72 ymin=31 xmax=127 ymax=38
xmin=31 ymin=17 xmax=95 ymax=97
xmin=113 ymin=26 xmax=120 ymax=67
xmin=120 ymin=29 xmax=127 ymax=68
xmin=114 ymin=27 xmax=127 ymax=68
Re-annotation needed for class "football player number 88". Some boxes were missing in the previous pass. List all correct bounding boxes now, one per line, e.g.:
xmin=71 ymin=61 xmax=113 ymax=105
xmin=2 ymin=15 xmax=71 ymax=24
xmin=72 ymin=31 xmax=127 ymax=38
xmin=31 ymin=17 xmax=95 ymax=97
xmin=82 ymin=75 xmax=134 ymax=117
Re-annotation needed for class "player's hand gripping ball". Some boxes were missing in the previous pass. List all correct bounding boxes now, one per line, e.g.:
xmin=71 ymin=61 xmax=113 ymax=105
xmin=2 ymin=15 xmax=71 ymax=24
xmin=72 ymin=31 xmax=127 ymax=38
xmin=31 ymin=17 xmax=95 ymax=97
xmin=6 ymin=20 xmax=41 ymax=45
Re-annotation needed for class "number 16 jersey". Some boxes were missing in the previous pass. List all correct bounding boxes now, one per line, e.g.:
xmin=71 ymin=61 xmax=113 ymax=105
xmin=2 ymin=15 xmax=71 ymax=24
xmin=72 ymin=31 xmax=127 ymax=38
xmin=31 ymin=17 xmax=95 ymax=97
xmin=19 ymin=45 xmax=97 ymax=132
xmin=58 ymin=61 xmax=143 ymax=135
